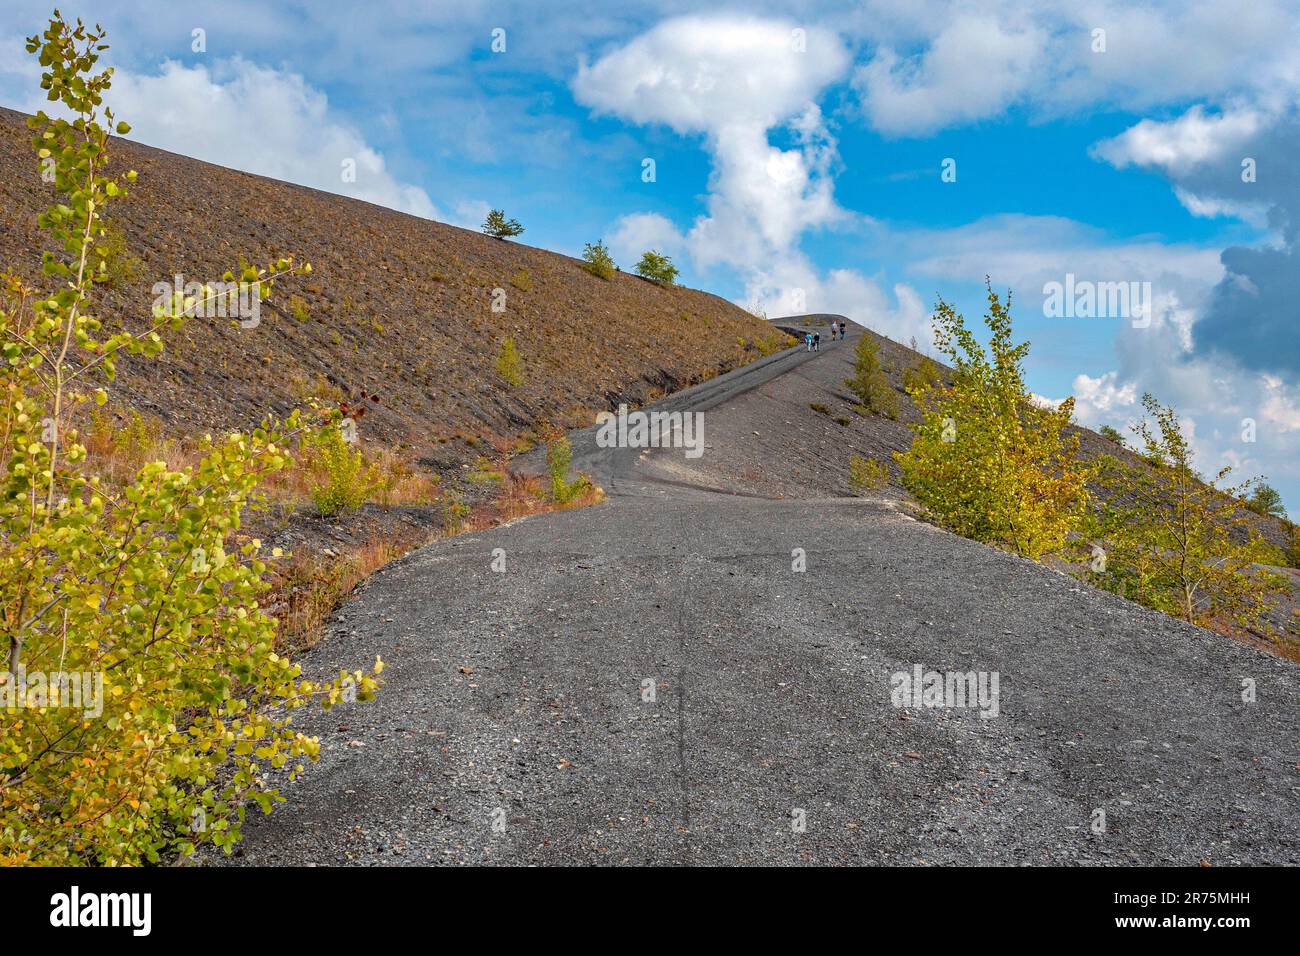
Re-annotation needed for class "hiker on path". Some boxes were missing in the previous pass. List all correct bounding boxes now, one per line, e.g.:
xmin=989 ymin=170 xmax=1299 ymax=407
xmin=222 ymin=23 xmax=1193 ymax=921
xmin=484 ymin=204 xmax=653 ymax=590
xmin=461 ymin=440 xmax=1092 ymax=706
xmin=805 ymin=332 xmax=813 ymax=352
xmin=813 ymin=332 xmax=821 ymax=352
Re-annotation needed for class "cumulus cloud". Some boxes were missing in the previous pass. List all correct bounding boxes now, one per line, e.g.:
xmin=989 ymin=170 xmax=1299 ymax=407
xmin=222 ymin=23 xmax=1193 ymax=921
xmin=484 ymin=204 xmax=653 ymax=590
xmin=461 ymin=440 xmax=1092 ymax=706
xmin=879 ymin=209 xmax=1300 ymax=498
xmin=575 ymin=14 xmax=927 ymax=335
xmin=853 ymin=16 xmax=1045 ymax=136
xmin=1091 ymin=105 xmax=1263 ymax=175
xmin=850 ymin=0 xmax=1299 ymax=136
xmin=1034 ymin=312 xmax=1294 ymax=492
xmin=1015 ymin=263 xmax=1300 ymax=504
xmin=575 ymin=15 xmax=852 ymax=268
xmin=1093 ymin=101 xmax=1300 ymax=378
xmin=899 ymin=214 xmax=1224 ymax=312
xmin=1072 ymin=370 xmax=1138 ymax=418
xmin=1260 ymin=376 xmax=1300 ymax=434
xmin=1171 ymin=187 xmax=1269 ymax=226
xmin=574 ymin=15 xmax=849 ymax=135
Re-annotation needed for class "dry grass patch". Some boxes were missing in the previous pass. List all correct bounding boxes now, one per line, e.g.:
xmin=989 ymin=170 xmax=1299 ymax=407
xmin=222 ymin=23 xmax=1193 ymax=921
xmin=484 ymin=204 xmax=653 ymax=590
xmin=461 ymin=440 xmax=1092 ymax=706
xmin=269 ymin=529 xmax=427 ymax=653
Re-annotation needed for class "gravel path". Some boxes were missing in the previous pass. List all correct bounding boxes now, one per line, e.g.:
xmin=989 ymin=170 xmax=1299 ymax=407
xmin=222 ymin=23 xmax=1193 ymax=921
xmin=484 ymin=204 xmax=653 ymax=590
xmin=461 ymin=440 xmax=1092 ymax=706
xmin=216 ymin=327 xmax=1300 ymax=866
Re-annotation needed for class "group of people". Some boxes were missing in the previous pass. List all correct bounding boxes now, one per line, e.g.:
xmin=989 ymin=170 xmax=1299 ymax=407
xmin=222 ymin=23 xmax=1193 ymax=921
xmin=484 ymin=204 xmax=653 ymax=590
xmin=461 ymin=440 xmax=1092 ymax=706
xmin=804 ymin=321 xmax=847 ymax=352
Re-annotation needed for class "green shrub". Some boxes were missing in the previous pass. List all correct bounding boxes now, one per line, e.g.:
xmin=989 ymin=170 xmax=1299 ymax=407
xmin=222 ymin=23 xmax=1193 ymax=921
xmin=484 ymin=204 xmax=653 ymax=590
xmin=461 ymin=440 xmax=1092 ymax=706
xmin=482 ymin=209 xmax=524 ymax=239
xmin=845 ymin=335 xmax=898 ymax=419
xmin=0 ymin=16 xmax=380 ymax=865
xmin=467 ymin=456 xmax=504 ymax=486
xmin=308 ymin=426 xmax=370 ymax=517
xmin=288 ymin=294 xmax=310 ymax=322
xmin=634 ymin=250 xmax=679 ymax=285
xmin=849 ymin=455 xmax=888 ymax=492
xmin=581 ymin=241 xmax=616 ymax=279
xmin=546 ymin=435 xmax=591 ymax=504
xmin=755 ymin=332 xmax=790 ymax=356
xmin=1244 ymin=482 xmax=1287 ymax=519
xmin=496 ymin=336 xmax=525 ymax=387
xmin=120 ymin=409 xmax=163 ymax=460
xmin=1097 ymin=424 xmax=1125 ymax=446
xmin=444 ymin=493 xmax=472 ymax=531
xmin=509 ymin=268 xmax=532 ymax=291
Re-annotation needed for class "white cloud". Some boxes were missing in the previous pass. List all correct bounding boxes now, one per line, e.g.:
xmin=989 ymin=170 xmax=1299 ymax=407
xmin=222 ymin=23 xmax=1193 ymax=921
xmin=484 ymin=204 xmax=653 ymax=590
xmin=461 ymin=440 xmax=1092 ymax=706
xmin=1070 ymin=356 xmax=1300 ymax=496
xmin=1091 ymin=105 xmax=1263 ymax=174
xmin=575 ymin=15 xmax=853 ymax=271
xmin=1057 ymin=301 xmax=1300 ymax=497
xmin=877 ymin=208 xmax=1300 ymax=500
xmin=574 ymin=15 xmax=848 ymax=135
xmin=1260 ymin=376 xmax=1300 ymax=434
xmin=848 ymin=1 xmax=1300 ymax=137
xmin=1172 ymin=187 xmax=1270 ymax=226
xmin=853 ymin=16 xmax=1045 ymax=136
xmin=740 ymin=255 xmax=932 ymax=345
xmin=574 ymin=14 xmax=915 ymax=331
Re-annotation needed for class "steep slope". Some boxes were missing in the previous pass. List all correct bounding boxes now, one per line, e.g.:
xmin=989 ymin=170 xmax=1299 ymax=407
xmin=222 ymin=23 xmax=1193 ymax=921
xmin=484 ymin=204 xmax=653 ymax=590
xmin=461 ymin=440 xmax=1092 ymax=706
xmin=0 ymin=106 xmax=784 ymax=470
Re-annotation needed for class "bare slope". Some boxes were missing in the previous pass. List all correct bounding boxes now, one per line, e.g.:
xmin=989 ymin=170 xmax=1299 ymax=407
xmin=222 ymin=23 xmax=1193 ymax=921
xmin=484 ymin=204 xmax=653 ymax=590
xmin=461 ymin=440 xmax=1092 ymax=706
xmin=0 ymin=106 xmax=782 ymax=470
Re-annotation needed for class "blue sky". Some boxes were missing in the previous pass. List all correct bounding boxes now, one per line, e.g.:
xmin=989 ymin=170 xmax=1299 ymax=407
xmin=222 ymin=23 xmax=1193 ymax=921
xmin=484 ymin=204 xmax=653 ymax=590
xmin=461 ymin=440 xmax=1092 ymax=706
xmin=2 ymin=1 xmax=1297 ymax=510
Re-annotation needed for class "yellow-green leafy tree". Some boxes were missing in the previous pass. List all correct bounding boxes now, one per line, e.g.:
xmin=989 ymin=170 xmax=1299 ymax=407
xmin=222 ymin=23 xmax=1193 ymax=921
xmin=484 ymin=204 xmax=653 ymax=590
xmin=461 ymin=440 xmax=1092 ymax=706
xmin=1080 ymin=394 xmax=1287 ymax=629
xmin=0 ymin=14 xmax=381 ymax=865
xmin=895 ymin=284 xmax=1091 ymax=559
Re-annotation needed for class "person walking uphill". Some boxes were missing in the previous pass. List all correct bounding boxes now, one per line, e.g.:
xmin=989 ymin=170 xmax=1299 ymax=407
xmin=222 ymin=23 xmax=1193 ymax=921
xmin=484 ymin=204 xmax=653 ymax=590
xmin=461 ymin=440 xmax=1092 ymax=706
xmin=805 ymin=332 xmax=813 ymax=352
xmin=813 ymin=331 xmax=821 ymax=352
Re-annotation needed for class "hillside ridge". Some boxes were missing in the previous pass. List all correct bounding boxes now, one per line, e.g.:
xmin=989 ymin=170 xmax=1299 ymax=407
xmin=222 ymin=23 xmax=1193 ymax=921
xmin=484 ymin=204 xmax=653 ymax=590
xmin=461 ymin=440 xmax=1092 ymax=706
xmin=0 ymin=105 xmax=784 ymax=474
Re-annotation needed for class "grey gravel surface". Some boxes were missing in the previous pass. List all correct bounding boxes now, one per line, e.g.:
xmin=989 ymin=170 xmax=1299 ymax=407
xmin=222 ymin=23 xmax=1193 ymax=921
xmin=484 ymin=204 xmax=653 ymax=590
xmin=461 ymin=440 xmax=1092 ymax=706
xmin=215 ymin=321 xmax=1300 ymax=866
